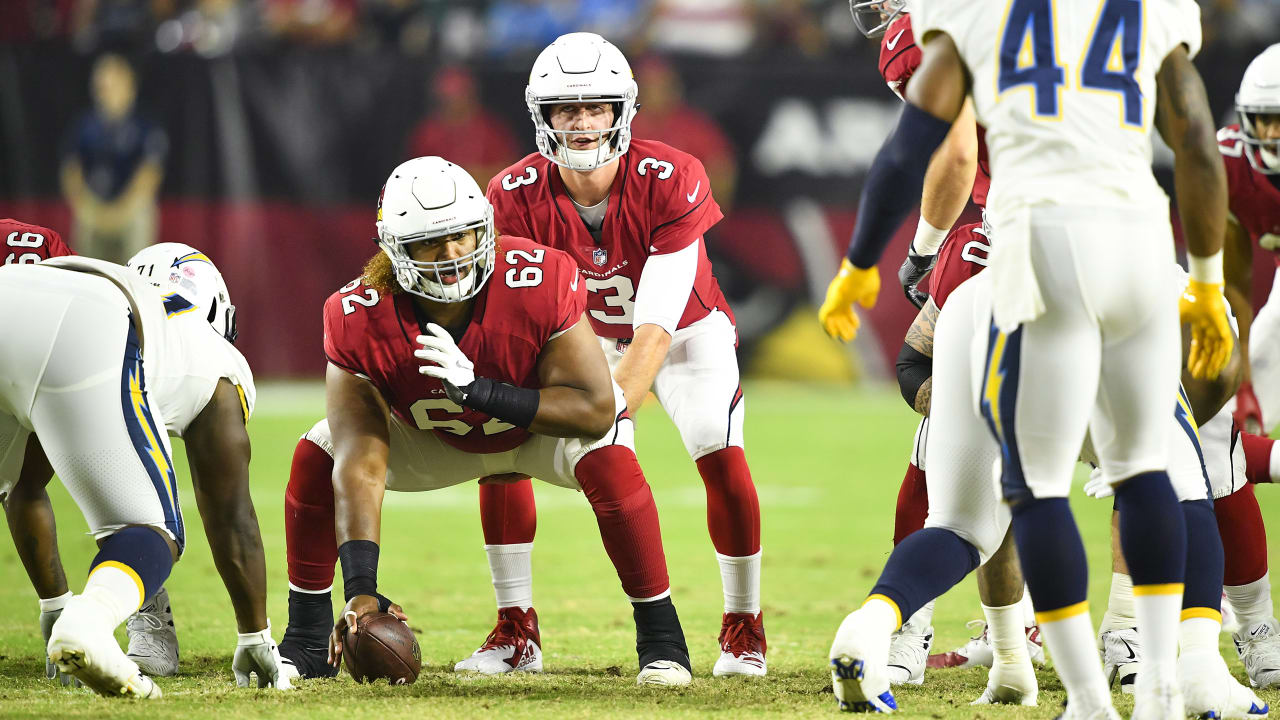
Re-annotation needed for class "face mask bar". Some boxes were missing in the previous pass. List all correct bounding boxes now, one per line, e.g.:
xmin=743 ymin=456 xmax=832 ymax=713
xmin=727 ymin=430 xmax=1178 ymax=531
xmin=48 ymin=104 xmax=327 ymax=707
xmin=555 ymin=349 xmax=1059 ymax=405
xmin=378 ymin=215 xmax=496 ymax=303
xmin=528 ymin=92 xmax=634 ymax=171
xmin=849 ymin=0 xmax=905 ymax=38
xmin=1240 ymin=109 xmax=1280 ymax=175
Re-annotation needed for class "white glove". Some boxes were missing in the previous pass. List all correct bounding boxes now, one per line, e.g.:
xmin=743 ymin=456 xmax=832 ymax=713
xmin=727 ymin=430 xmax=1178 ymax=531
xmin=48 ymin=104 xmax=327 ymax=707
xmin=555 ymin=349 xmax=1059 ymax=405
xmin=1084 ymin=467 xmax=1115 ymax=499
xmin=40 ymin=595 xmax=82 ymax=687
xmin=232 ymin=621 xmax=292 ymax=690
xmin=415 ymin=323 xmax=475 ymax=405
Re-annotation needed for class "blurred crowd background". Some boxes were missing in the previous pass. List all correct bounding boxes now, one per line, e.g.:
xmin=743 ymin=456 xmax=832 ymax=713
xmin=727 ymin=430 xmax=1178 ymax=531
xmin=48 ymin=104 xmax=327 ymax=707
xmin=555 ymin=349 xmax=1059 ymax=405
xmin=0 ymin=0 xmax=1275 ymax=379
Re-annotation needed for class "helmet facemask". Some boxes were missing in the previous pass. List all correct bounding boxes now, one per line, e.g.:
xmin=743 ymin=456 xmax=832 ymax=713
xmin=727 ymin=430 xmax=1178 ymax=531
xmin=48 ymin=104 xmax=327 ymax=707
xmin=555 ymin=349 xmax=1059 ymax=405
xmin=849 ymin=0 xmax=906 ymax=38
xmin=1239 ymin=109 xmax=1280 ymax=175
xmin=376 ymin=209 xmax=496 ymax=303
xmin=528 ymin=91 xmax=638 ymax=171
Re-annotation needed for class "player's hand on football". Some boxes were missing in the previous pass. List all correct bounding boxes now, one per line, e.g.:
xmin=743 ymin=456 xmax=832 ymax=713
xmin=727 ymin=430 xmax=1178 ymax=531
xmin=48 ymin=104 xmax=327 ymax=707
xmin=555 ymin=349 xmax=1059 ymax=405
xmin=897 ymin=248 xmax=936 ymax=310
xmin=329 ymin=595 xmax=409 ymax=667
xmin=1235 ymin=381 xmax=1264 ymax=434
xmin=415 ymin=323 xmax=476 ymax=404
xmin=233 ymin=621 xmax=292 ymax=690
xmin=819 ymin=259 xmax=880 ymax=342
xmin=40 ymin=601 xmax=82 ymax=687
xmin=1179 ymin=280 xmax=1234 ymax=380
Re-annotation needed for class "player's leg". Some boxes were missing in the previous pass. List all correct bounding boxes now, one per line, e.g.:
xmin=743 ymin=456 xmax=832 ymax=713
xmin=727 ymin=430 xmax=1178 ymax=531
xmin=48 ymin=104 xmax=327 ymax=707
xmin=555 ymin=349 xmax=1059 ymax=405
xmin=1248 ymin=272 xmax=1280 ymax=434
xmin=650 ymin=310 xmax=764 ymax=677
xmin=1216 ymin=482 xmax=1280 ymax=689
xmin=830 ymin=275 xmax=1026 ymax=710
xmin=12 ymin=295 xmax=179 ymax=698
xmin=524 ymin=383 xmax=690 ymax=685
xmin=883 ymin=420 xmax=935 ymax=686
xmin=278 ymin=420 xmax=341 ymax=679
xmin=985 ymin=223 xmax=1117 ymax=717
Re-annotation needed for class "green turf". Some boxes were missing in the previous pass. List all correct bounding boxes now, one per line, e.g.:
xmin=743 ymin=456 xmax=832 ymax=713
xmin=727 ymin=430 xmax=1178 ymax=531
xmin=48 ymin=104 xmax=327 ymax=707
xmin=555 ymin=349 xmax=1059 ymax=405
xmin=2 ymin=381 xmax=1279 ymax=718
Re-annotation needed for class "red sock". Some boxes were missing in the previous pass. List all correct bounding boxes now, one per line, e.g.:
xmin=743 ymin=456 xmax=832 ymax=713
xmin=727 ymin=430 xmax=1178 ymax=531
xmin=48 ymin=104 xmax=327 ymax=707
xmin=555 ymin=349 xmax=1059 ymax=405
xmin=1243 ymin=431 xmax=1276 ymax=485
xmin=285 ymin=437 xmax=338 ymax=591
xmin=893 ymin=463 xmax=929 ymax=546
xmin=479 ymin=478 xmax=537 ymax=545
xmin=574 ymin=445 xmax=671 ymax=599
xmin=695 ymin=447 xmax=761 ymax=557
xmin=1216 ymin=483 xmax=1269 ymax=586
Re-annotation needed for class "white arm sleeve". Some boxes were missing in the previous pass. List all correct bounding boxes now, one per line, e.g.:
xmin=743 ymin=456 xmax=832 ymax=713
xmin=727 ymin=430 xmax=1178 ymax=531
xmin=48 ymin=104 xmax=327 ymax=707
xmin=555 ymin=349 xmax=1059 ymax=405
xmin=633 ymin=239 xmax=700 ymax=337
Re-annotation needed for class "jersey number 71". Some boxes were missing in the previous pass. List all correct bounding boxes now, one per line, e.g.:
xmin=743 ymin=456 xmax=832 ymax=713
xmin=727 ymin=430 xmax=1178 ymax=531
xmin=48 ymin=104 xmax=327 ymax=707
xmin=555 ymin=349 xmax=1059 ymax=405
xmin=998 ymin=0 xmax=1143 ymax=127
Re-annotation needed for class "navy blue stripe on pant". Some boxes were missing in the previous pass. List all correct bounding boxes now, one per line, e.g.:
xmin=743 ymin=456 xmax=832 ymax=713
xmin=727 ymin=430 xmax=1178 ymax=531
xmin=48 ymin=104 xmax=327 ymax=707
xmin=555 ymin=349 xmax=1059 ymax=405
xmin=118 ymin=319 xmax=185 ymax=553
xmin=979 ymin=321 xmax=1030 ymax=505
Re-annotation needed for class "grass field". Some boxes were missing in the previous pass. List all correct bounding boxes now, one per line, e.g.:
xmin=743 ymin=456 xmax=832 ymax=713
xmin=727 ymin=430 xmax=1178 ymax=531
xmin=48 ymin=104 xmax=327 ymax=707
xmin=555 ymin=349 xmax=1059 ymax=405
xmin=3 ymin=381 xmax=1280 ymax=719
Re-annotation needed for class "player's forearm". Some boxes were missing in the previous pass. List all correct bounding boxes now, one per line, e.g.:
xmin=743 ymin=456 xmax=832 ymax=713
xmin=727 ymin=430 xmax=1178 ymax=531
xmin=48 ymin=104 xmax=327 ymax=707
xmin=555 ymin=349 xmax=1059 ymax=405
xmin=1226 ymin=286 xmax=1254 ymax=383
xmin=918 ymin=101 xmax=976 ymax=239
xmin=4 ymin=482 xmax=70 ymax=599
xmin=332 ymin=464 xmax=385 ymax=547
xmin=530 ymin=385 xmax=616 ymax=439
xmin=613 ymin=324 xmax=671 ymax=413
xmin=199 ymin=502 xmax=269 ymax=633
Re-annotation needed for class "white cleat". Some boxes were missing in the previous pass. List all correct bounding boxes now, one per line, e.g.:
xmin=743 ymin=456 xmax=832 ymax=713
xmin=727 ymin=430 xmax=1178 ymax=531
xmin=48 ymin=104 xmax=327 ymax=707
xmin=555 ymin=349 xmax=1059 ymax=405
xmin=712 ymin=612 xmax=767 ymax=677
xmin=454 ymin=607 xmax=543 ymax=675
xmin=47 ymin=596 xmax=161 ymax=699
xmin=972 ymin=657 xmax=1038 ymax=706
xmin=830 ymin=610 xmax=897 ymax=713
xmin=1131 ymin=681 xmax=1184 ymax=720
xmin=1235 ymin=619 xmax=1280 ymax=689
xmin=126 ymin=587 xmax=178 ymax=677
xmin=1181 ymin=650 xmax=1269 ymax=719
xmin=636 ymin=659 xmax=692 ymax=686
xmin=1099 ymin=627 xmax=1141 ymax=695
xmin=1054 ymin=703 xmax=1123 ymax=719
xmin=884 ymin=622 xmax=931 ymax=686
xmin=926 ymin=620 xmax=1046 ymax=669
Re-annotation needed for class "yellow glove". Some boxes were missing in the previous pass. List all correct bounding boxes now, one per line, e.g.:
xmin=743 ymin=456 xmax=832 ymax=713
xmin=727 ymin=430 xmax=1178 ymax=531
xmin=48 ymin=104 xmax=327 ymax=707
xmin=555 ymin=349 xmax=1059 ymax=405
xmin=1179 ymin=278 xmax=1233 ymax=380
xmin=818 ymin=259 xmax=881 ymax=342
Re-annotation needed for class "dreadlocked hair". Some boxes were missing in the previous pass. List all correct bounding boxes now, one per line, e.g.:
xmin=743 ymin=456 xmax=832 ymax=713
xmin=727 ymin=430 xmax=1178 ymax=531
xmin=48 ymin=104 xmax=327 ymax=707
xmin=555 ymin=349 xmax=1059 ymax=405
xmin=362 ymin=251 xmax=400 ymax=295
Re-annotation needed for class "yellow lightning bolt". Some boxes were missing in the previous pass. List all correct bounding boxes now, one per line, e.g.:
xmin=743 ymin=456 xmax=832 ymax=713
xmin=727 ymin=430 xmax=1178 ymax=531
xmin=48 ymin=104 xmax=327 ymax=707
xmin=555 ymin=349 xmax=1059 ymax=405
xmin=129 ymin=364 xmax=176 ymax=510
xmin=983 ymin=332 xmax=1009 ymax=442
xmin=1175 ymin=387 xmax=1201 ymax=443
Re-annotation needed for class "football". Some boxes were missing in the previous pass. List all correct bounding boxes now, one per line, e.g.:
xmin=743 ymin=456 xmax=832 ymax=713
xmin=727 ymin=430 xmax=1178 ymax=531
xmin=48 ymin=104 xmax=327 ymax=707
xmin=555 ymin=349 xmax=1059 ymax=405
xmin=341 ymin=612 xmax=421 ymax=685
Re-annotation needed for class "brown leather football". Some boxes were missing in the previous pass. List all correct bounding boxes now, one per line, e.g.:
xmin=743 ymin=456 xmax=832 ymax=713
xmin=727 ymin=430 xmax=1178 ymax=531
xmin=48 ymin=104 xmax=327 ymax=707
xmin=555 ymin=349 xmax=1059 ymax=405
xmin=341 ymin=612 xmax=421 ymax=684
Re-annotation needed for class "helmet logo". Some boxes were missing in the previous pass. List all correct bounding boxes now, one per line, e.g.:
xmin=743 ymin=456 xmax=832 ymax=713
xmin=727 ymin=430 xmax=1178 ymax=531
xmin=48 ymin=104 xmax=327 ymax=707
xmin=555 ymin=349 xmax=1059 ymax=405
xmin=593 ymin=248 xmax=608 ymax=267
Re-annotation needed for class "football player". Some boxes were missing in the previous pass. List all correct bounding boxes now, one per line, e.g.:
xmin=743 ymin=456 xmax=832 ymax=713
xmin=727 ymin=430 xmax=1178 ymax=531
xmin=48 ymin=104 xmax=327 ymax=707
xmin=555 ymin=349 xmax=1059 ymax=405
xmin=0 ymin=244 xmax=287 ymax=697
xmin=821 ymin=1 xmax=1231 ymax=717
xmin=2 ymin=218 xmax=74 ymax=264
xmin=469 ymin=33 xmax=766 ymax=677
xmin=279 ymin=157 xmax=694 ymax=686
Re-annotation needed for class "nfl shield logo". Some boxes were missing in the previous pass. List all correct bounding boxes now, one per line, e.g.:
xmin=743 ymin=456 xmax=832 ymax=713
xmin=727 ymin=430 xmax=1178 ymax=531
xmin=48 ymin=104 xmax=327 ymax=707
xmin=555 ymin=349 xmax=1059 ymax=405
xmin=592 ymin=248 xmax=608 ymax=266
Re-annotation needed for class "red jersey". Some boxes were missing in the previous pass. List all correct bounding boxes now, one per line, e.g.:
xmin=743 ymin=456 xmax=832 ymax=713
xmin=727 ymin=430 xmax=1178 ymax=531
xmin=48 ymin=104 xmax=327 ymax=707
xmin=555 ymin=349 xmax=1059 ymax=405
xmin=1 ymin=219 xmax=74 ymax=264
xmin=1219 ymin=125 xmax=1280 ymax=265
xmin=486 ymin=139 xmax=733 ymax=340
xmin=323 ymin=237 xmax=586 ymax=454
xmin=879 ymin=14 xmax=991 ymax=208
xmin=925 ymin=221 xmax=990 ymax=309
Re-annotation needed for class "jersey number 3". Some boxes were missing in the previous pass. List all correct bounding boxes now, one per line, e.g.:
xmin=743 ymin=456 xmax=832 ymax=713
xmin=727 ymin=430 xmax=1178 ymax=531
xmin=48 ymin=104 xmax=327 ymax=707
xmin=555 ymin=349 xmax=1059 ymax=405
xmin=998 ymin=0 xmax=1143 ymax=127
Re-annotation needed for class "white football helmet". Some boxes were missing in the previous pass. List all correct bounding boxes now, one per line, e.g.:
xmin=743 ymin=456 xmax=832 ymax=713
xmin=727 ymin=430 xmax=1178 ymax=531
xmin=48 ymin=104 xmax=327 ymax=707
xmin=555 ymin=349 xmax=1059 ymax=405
xmin=375 ymin=156 xmax=495 ymax=303
xmin=128 ymin=242 xmax=238 ymax=343
xmin=1237 ymin=44 xmax=1280 ymax=175
xmin=526 ymin=32 xmax=639 ymax=171
xmin=849 ymin=0 xmax=906 ymax=38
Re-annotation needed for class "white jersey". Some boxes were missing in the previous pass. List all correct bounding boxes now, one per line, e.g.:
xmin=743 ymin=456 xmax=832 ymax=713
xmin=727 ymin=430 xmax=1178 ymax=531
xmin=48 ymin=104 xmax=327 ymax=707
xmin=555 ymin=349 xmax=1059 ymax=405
xmin=910 ymin=0 xmax=1201 ymax=213
xmin=42 ymin=257 xmax=255 ymax=435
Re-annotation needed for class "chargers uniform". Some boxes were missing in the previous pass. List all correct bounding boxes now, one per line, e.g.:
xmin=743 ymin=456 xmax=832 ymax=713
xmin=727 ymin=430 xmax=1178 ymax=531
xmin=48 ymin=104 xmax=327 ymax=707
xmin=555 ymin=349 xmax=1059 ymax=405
xmin=1219 ymin=124 xmax=1280 ymax=431
xmin=308 ymin=236 xmax=632 ymax=490
xmin=909 ymin=0 xmax=1202 ymax=499
xmin=488 ymin=140 xmax=744 ymax=459
xmin=0 ymin=257 xmax=254 ymax=552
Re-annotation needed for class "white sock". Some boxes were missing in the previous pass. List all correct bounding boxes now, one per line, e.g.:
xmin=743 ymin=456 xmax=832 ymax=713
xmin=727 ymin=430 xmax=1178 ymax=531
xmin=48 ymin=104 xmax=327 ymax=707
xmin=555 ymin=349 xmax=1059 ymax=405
xmin=1271 ymin=443 xmax=1280 ymax=482
xmin=912 ymin=217 xmax=949 ymax=255
xmin=82 ymin=564 xmax=146 ymax=627
xmin=717 ymin=549 xmax=761 ymax=615
xmin=1179 ymin=615 xmax=1222 ymax=658
xmin=39 ymin=591 xmax=73 ymax=614
xmin=1100 ymin=572 xmax=1136 ymax=634
xmin=484 ymin=543 xmax=533 ymax=610
xmin=985 ymin=601 xmax=1031 ymax=665
xmin=1038 ymin=607 xmax=1112 ymax=712
xmin=1133 ymin=587 xmax=1183 ymax=690
xmin=847 ymin=596 xmax=901 ymax=664
xmin=288 ymin=582 xmax=332 ymax=594
xmin=1225 ymin=573 xmax=1275 ymax=631
xmin=1019 ymin=586 xmax=1036 ymax=626
xmin=901 ymin=600 xmax=934 ymax=633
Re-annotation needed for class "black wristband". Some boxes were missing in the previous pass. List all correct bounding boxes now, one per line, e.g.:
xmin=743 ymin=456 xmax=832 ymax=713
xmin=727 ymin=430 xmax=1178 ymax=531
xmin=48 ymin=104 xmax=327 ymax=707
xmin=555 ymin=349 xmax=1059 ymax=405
xmin=896 ymin=342 xmax=933 ymax=408
xmin=338 ymin=540 xmax=379 ymax=601
xmin=461 ymin=377 xmax=540 ymax=429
